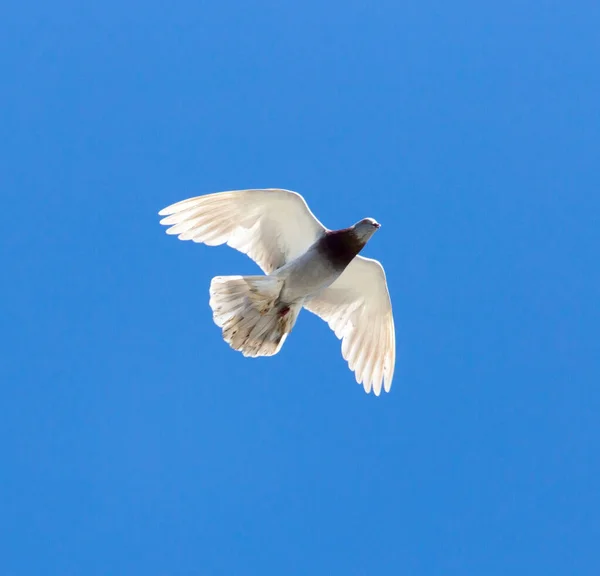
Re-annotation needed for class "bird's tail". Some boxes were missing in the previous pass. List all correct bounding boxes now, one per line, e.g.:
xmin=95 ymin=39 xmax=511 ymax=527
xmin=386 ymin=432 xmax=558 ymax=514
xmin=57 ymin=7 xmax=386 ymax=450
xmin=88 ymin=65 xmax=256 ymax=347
xmin=209 ymin=275 xmax=300 ymax=357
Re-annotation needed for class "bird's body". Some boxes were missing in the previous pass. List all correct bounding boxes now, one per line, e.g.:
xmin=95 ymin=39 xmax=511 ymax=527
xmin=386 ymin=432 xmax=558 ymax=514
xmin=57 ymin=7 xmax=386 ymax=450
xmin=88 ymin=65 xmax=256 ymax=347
xmin=159 ymin=189 xmax=395 ymax=395
xmin=276 ymin=229 xmax=365 ymax=302
xmin=275 ymin=240 xmax=338 ymax=302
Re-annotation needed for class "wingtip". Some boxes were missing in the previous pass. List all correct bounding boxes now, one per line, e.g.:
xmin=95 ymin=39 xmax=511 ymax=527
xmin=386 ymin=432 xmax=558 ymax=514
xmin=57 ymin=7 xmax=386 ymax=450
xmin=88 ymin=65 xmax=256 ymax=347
xmin=364 ymin=375 xmax=388 ymax=396
xmin=383 ymin=377 xmax=392 ymax=394
xmin=158 ymin=206 xmax=171 ymax=217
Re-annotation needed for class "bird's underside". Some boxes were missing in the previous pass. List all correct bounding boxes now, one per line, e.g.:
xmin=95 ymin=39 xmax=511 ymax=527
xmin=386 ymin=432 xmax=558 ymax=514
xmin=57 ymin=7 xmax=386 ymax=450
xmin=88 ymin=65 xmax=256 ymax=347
xmin=159 ymin=188 xmax=395 ymax=395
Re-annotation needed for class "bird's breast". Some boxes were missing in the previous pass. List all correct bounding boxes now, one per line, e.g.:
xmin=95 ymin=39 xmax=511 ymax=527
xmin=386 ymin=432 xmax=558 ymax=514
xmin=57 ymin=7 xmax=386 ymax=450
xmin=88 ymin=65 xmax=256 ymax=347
xmin=275 ymin=245 xmax=343 ymax=303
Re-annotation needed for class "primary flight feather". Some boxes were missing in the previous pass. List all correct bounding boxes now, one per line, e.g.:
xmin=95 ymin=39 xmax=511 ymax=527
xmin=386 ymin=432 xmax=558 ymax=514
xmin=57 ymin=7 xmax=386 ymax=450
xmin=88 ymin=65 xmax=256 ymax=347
xmin=158 ymin=188 xmax=395 ymax=395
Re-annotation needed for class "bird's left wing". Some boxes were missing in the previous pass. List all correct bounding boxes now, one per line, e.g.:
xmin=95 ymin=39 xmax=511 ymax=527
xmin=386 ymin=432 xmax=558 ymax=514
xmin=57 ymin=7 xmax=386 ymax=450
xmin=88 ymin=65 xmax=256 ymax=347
xmin=304 ymin=256 xmax=395 ymax=395
xmin=159 ymin=189 xmax=326 ymax=274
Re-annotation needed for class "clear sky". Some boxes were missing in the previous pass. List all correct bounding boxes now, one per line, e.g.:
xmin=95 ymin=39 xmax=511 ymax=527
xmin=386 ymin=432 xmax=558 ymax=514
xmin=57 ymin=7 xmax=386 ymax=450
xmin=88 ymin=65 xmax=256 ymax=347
xmin=2 ymin=1 xmax=599 ymax=574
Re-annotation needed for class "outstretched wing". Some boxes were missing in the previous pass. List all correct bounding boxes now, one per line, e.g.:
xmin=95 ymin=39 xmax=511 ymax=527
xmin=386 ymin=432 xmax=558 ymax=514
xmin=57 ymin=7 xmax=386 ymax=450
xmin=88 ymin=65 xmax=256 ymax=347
xmin=304 ymin=256 xmax=395 ymax=395
xmin=159 ymin=189 xmax=326 ymax=273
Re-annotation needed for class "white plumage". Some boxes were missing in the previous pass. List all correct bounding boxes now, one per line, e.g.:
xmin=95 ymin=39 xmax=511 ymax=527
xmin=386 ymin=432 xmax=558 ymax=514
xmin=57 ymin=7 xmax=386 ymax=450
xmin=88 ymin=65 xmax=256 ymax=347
xmin=159 ymin=188 xmax=395 ymax=395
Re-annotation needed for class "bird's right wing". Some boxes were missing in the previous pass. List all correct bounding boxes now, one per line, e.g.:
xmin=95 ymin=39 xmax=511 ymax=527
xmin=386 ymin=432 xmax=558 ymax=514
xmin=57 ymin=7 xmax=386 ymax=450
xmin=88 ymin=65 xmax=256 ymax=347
xmin=159 ymin=189 xmax=326 ymax=273
xmin=304 ymin=256 xmax=395 ymax=395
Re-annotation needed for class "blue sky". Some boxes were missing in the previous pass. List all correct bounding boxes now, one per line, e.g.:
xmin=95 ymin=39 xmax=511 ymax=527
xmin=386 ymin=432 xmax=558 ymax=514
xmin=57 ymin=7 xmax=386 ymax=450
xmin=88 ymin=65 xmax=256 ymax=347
xmin=2 ymin=1 xmax=599 ymax=574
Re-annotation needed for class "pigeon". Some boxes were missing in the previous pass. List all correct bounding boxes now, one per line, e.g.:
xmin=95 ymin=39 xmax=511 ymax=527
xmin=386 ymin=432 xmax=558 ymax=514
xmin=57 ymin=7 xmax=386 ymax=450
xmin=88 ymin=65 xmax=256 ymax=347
xmin=158 ymin=189 xmax=395 ymax=395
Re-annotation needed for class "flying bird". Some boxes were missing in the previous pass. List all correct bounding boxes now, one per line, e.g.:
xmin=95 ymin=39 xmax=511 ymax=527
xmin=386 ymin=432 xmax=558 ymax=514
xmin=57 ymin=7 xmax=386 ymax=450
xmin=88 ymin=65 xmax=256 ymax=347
xmin=158 ymin=189 xmax=395 ymax=395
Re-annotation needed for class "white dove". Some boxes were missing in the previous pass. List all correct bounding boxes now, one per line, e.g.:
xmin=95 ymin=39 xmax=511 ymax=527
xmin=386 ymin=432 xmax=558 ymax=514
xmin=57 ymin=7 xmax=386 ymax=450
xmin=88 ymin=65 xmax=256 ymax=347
xmin=158 ymin=189 xmax=395 ymax=395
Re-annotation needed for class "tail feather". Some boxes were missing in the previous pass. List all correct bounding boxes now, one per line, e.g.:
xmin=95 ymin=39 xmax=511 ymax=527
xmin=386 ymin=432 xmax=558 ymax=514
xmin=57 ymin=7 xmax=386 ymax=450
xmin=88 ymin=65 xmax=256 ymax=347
xmin=209 ymin=275 xmax=300 ymax=357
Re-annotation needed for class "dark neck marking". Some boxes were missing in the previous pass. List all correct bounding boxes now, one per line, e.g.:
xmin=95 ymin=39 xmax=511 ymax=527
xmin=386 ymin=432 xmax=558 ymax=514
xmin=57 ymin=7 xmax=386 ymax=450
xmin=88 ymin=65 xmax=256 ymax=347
xmin=317 ymin=228 xmax=366 ymax=270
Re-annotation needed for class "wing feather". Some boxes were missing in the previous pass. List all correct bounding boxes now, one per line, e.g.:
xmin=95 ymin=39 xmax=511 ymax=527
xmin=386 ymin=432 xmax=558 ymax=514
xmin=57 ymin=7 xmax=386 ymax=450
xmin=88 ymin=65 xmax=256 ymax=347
xmin=159 ymin=189 xmax=326 ymax=273
xmin=304 ymin=256 xmax=395 ymax=395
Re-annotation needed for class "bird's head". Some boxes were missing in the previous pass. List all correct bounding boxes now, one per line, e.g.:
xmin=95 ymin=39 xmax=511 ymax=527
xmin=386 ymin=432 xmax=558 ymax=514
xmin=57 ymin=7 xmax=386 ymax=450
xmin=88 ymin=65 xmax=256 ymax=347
xmin=351 ymin=218 xmax=381 ymax=243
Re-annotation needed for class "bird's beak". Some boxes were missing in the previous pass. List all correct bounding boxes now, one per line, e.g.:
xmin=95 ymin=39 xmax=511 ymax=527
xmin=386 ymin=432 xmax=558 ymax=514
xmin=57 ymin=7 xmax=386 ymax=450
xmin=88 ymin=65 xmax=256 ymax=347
xmin=374 ymin=221 xmax=381 ymax=229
